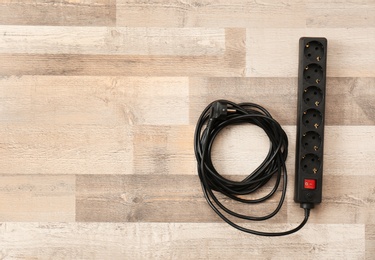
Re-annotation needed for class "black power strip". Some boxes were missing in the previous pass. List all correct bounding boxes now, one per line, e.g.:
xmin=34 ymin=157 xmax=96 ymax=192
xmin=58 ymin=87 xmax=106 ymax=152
xmin=294 ymin=37 xmax=327 ymax=207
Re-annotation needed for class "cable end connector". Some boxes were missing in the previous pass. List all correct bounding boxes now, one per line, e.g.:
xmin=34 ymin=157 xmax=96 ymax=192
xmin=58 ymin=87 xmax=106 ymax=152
xmin=210 ymin=101 xmax=227 ymax=121
xmin=300 ymin=202 xmax=314 ymax=210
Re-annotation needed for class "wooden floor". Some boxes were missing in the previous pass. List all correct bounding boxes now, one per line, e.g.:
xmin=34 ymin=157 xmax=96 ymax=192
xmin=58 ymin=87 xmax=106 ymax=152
xmin=0 ymin=0 xmax=374 ymax=259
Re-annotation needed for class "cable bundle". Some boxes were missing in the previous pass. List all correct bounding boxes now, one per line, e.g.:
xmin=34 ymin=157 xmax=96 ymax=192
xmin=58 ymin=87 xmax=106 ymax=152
xmin=194 ymin=100 xmax=309 ymax=236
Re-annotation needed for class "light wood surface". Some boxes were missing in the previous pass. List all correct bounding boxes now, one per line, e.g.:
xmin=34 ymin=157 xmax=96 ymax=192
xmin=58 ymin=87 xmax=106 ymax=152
xmin=0 ymin=1 xmax=374 ymax=259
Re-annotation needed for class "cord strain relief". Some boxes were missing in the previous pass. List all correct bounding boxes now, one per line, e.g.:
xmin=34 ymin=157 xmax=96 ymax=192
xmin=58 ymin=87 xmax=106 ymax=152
xmin=300 ymin=202 xmax=314 ymax=210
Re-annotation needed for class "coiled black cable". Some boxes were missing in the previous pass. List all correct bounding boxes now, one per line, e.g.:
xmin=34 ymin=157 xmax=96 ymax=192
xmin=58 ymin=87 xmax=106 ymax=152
xmin=194 ymin=100 xmax=310 ymax=236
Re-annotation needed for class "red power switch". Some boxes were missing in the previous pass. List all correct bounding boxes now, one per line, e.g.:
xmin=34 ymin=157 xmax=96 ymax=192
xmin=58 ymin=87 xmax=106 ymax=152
xmin=304 ymin=179 xmax=316 ymax=190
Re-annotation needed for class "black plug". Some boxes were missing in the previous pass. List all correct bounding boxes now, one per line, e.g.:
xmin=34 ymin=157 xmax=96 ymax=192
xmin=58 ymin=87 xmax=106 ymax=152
xmin=207 ymin=101 xmax=227 ymax=130
xmin=210 ymin=101 xmax=227 ymax=120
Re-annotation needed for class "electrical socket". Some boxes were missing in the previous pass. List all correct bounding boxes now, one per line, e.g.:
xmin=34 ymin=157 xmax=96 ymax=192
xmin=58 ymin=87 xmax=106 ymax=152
xmin=301 ymin=154 xmax=321 ymax=174
xmin=303 ymin=86 xmax=323 ymax=107
xmin=302 ymin=109 xmax=323 ymax=128
xmin=295 ymin=37 xmax=327 ymax=205
xmin=303 ymin=64 xmax=323 ymax=85
xmin=302 ymin=131 xmax=321 ymax=152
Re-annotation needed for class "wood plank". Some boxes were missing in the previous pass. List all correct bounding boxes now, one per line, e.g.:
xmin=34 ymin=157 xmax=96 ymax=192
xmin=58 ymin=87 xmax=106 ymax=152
xmin=0 ymin=53 xmax=242 ymax=77
xmin=0 ymin=28 xmax=245 ymax=77
xmin=0 ymin=125 xmax=133 ymax=175
xmin=246 ymin=28 xmax=375 ymax=77
xmin=0 ymin=222 xmax=365 ymax=259
xmin=76 ymin=174 xmax=375 ymax=225
xmin=0 ymin=54 xmax=242 ymax=77
xmin=366 ymin=225 xmax=375 ymax=260
xmin=0 ymin=76 xmax=189 ymax=125
xmin=0 ymin=26 xmax=225 ymax=55
xmin=76 ymin=163 xmax=374 ymax=223
xmin=225 ymin=28 xmax=246 ymax=75
xmin=0 ymin=82 xmax=373 ymax=178
xmin=194 ymin=125 xmax=375 ymax=177
xmin=189 ymin=77 xmax=375 ymax=125
xmin=1 ymin=119 xmax=373 ymax=179
xmin=0 ymin=0 xmax=116 ymax=26
xmin=288 ymin=175 xmax=375 ymax=224
xmin=323 ymin=126 xmax=375 ymax=177
xmin=116 ymin=0 xmax=306 ymax=28
xmin=76 ymin=174 xmax=287 ymax=223
xmin=114 ymin=125 xmax=375 ymax=178
xmin=195 ymin=125 xmax=375 ymax=178
xmin=133 ymin=125 xmax=195 ymax=175
xmin=307 ymin=0 xmax=375 ymax=28
xmin=0 ymin=175 xmax=75 ymax=221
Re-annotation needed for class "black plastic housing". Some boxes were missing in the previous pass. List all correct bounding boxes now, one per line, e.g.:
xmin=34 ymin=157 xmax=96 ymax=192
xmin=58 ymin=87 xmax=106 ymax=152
xmin=294 ymin=37 xmax=327 ymax=205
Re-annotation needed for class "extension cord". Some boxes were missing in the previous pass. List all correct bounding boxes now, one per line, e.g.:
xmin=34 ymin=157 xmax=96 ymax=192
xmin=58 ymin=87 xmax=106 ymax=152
xmin=194 ymin=37 xmax=327 ymax=236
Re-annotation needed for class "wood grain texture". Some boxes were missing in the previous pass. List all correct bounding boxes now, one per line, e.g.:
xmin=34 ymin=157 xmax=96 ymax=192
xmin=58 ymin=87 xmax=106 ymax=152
xmin=0 ymin=222 xmax=365 ymax=259
xmin=0 ymin=28 xmax=245 ymax=77
xmin=199 ymin=125 xmax=375 ymax=178
xmin=1 ymin=0 xmax=374 ymax=258
xmin=76 ymin=172 xmax=375 ymax=225
xmin=1 ymin=119 xmax=373 ymax=177
xmin=117 ymin=0 xmax=306 ymax=28
xmin=246 ymin=28 xmax=375 ymax=77
xmin=0 ymin=0 xmax=116 ymax=26
xmin=0 ymin=26 xmax=225 ymax=55
xmin=0 ymin=175 xmax=75 ymax=221
xmin=0 ymin=76 xmax=189 ymax=125
xmin=117 ymin=0 xmax=375 ymax=29
xmin=306 ymin=0 xmax=375 ymax=28
xmin=366 ymin=225 xmax=375 ymax=260
xmin=0 ymin=53 xmax=245 ymax=77
xmin=133 ymin=125 xmax=195 ymax=175
xmin=189 ymin=77 xmax=375 ymax=125
xmin=0 ymin=125 xmax=133 ymax=175
xmin=76 ymin=174 xmax=286 ymax=222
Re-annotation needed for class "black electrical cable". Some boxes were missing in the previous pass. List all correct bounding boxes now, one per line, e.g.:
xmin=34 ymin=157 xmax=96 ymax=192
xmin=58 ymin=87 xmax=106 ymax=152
xmin=194 ymin=100 xmax=310 ymax=236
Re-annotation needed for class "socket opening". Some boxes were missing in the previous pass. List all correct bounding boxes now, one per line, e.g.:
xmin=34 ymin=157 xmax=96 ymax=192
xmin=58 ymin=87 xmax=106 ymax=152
xmin=302 ymin=109 xmax=322 ymax=129
xmin=301 ymin=154 xmax=321 ymax=174
xmin=303 ymin=64 xmax=323 ymax=85
xmin=302 ymin=131 xmax=321 ymax=152
xmin=303 ymin=86 xmax=323 ymax=107
xmin=304 ymin=41 xmax=325 ymax=62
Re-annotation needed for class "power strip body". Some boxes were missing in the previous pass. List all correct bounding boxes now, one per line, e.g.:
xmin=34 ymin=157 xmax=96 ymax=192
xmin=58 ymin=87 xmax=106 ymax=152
xmin=294 ymin=37 xmax=327 ymax=205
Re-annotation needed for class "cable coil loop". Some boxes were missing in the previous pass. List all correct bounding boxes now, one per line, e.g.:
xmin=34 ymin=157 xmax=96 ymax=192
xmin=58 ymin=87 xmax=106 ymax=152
xmin=194 ymin=100 xmax=309 ymax=236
